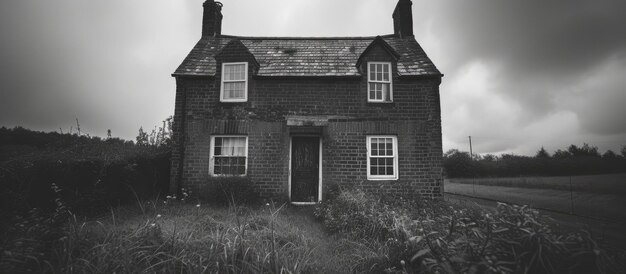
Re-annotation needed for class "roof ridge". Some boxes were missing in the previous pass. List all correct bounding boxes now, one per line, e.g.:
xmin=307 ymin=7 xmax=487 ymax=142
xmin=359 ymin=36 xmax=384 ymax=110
xmin=217 ymin=34 xmax=398 ymax=40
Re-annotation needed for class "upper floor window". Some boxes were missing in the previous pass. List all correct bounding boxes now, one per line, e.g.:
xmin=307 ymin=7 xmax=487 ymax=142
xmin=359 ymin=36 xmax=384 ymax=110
xmin=209 ymin=136 xmax=248 ymax=176
xmin=367 ymin=135 xmax=398 ymax=180
xmin=221 ymin=62 xmax=248 ymax=102
xmin=368 ymin=62 xmax=393 ymax=103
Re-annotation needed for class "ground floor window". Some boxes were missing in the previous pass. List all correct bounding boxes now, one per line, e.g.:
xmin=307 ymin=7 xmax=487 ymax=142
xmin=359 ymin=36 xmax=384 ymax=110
xmin=367 ymin=135 xmax=398 ymax=180
xmin=209 ymin=136 xmax=248 ymax=176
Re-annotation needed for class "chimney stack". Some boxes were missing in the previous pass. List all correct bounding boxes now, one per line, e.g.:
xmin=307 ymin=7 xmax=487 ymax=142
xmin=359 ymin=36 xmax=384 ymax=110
xmin=202 ymin=0 xmax=223 ymax=37
xmin=393 ymin=0 xmax=414 ymax=38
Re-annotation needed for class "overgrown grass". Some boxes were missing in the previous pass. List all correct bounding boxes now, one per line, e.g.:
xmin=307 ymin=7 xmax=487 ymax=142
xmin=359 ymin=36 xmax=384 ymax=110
xmin=315 ymin=189 xmax=626 ymax=273
xmin=3 ymin=184 xmax=625 ymax=273
xmin=0 ymin=197 xmax=360 ymax=273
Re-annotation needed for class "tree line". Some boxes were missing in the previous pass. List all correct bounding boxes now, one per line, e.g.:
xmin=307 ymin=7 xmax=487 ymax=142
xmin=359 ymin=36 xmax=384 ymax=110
xmin=443 ymin=144 xmax=626 ymax=178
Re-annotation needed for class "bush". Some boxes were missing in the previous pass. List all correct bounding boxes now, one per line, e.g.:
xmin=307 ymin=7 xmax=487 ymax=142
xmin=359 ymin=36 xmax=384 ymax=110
xmin=315 ymin=188 xmax=624 ymax=273
xmin=0 ymin=127 xmax=171 ymax=224
xmin=199 ymin=177 xmax=260 ymax=206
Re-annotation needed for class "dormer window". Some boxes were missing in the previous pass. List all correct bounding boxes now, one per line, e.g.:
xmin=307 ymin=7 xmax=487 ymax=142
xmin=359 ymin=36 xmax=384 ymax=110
xmin=221 ymin=62 xmax=248 ymax=102
xmin=368 ymin=62 xmax=393 ymax=103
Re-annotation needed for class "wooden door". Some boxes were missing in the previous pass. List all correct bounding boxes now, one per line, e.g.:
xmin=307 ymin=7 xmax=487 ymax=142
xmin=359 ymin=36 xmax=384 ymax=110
xmin=291 ymin=136 xmax=320 ymax=202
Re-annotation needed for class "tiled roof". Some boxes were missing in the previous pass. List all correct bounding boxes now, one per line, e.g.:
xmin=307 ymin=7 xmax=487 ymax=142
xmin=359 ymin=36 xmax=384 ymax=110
xmin=173 ymin=34 xmax=441 ymax=77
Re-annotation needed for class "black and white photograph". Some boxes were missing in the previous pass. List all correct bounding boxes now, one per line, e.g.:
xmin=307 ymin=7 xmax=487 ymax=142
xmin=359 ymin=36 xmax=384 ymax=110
xmin=1 ymin=0 xmax=625 ymax=273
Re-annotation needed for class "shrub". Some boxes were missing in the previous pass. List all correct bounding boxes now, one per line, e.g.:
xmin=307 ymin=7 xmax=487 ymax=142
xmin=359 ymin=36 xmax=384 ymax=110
xmin=315 ymin=188 xmax=624 ymax=273
xmin=198 ymin=177 xmax=260 ymax=206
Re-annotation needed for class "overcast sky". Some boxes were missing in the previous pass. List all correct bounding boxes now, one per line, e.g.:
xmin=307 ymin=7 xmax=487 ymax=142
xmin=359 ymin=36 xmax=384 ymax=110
xmin=1 ymin=0 xmax=625 ymax=155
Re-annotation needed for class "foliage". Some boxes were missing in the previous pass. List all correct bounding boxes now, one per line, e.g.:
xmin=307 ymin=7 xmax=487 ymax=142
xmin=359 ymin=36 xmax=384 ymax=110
xmin=443 ymin=143 xmax=626 ymax=178
xmin=315 ymin=189 xmax=624 ymax=273
xmin=198 ymin=177 xmax=261 ymax=206
xmin=0 ymin=126 xmax=171 ymax=228
xmin=135 ymin=117 xmax=172 ymax=148
xmin=0 ymin=195 xmax=336 ymax=273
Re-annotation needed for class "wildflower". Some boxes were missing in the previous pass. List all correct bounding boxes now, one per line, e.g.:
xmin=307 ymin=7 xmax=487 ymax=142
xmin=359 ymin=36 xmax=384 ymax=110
xmin=166 ymin=195 xmax=172 ymax=199
xmin=266 ymin=203 xmax=270 ymax=206
xmin=196 ymin=204 xmax=201 ymax=208
xmin=400 ymin=260 xmax=406 ymax=266
xmin=156 ymin=214 xmax=162 ymax=218
xmin=150 ymin=223 xmax=156 ymax=227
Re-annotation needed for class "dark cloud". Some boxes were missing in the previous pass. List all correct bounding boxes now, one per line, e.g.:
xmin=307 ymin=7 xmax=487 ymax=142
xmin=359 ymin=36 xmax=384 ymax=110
xmin=415 ymin=0 xmax=626 ymax=153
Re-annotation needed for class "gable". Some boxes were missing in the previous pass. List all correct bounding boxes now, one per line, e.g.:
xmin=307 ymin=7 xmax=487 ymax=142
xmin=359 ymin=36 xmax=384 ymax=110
xmin=356 ymin=36 xmax=401 ymax=74
xmin=173 ymin=35 xmax=441 ymax=77
xmin=215 ymin=39 xmax=260 ymax=69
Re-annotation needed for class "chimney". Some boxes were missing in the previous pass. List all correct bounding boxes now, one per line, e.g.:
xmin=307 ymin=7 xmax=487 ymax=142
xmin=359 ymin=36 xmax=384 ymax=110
xmin=202 ymin=0 xmax=223 ymax=37
xmin=393 ymin=0 xmax=414 ymax=38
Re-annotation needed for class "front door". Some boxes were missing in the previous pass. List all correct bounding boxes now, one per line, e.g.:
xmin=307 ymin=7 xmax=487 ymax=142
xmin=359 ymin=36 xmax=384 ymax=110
xmin=290 ymin=136 xmax=320 ymax=203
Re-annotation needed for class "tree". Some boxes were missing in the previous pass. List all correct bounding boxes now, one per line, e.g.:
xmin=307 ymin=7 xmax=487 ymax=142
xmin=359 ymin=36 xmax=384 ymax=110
xmin=568 ymin=143 xmax=600 ymax=157
xmin=621 ymin=145 xmax=626 ymax=158
xmin=602 ymin=150 xmax=619 ymax=160
xmin=552 ymin=149 xmax=572 ymax=160
xmin=535 ymin=147 xmax=550 ymax=158
xmin=443 ymin=149 xmax=473 ymax=177
xmin=136 ymin=127 xmax=149 ymax=146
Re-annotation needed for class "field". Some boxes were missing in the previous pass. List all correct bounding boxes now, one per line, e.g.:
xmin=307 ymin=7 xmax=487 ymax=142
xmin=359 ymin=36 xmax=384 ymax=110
xmin=445 ymin=174 xmax=626 ymax=249
xmin=444 ymin=174 xmax=626 ymax=222
xmin=446 ymin=173 xmax=626 ymax=195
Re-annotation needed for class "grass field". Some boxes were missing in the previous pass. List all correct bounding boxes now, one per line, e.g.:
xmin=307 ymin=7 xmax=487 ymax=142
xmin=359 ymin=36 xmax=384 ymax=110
xmin=446 ymin=173 xmax=626 ymax=195
xmin=445 ymin=175 xmax=626 ymax=222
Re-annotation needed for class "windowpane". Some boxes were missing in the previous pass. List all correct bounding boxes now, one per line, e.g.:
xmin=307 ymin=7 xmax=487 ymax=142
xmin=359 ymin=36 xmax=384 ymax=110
xmin=367 ymin=63 xmax=392 ymax=102
xmin=382 ymin=83 xmax=390 ymax=101
xmin=383 ymin=65 xmax=389 ymax=81
xmin=224 ymin=82 xmax=245 ymax=99
xmin=224 ymin=64 xmax=245 ymax=81
xmin=368 ymin=136 xmax=397 ymax=179
xmin=214 ymin=156 xmax=246 ymax=175
xmin=212 ymin=137 xmax=247 ymax=176
xmin=371 ymin=141 xmax=378 ymax=156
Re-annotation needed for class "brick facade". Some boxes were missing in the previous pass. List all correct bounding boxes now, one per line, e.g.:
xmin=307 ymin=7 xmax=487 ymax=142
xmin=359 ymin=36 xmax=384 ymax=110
xmin=170 ymin=75 xmax=443 ymax=200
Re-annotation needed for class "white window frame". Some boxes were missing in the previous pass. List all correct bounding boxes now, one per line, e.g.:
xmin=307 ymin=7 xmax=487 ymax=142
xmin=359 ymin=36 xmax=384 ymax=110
xmin=366 ymin=135 xmax=398 ymax=180
xmin=220 ymin=62 xmax=248 ymax=102
xmin=209 ymin=135 xmax=249 ymax=176
xmin=367 ymin=62 xmax=393 ymax=103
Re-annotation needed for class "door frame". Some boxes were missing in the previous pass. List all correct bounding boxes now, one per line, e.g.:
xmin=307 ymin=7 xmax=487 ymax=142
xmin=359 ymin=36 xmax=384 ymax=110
xmin=288 ymin=135 xmax=322 ymax=205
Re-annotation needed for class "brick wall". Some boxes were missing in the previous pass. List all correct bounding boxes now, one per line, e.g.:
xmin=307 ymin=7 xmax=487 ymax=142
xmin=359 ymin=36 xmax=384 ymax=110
xmin=171 ymin=74 xmax=443 ymax=199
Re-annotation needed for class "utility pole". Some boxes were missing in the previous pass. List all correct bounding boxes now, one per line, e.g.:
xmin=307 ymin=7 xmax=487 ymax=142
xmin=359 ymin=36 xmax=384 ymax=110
xmin=468 ymin=136 xmax=473 ymax=160
xmin=469 ymin=136 xmax=475 ymax=195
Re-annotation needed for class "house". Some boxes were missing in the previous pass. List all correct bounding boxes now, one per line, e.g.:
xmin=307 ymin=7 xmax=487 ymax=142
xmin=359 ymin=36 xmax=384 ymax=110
xmin=170 ymin=0 xmax=443 ymax=203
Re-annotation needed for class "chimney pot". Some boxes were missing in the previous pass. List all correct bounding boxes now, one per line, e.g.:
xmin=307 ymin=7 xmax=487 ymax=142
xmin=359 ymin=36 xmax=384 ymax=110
xmin=202 ymin=0 xmax=223 ymax=37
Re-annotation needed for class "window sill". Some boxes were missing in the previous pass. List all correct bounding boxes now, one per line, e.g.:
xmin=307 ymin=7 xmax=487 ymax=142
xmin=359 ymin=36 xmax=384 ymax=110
xmin=219 ymin=100 xmax=248 ymax=103
xmin=367 ymin=176 xmax=399 ymax=181
xmin=209 ymin=174 xmax=248 ymax=178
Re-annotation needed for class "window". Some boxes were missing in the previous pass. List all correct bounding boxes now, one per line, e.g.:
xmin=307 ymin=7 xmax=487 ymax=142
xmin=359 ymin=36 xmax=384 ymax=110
xmin=220 ymin=62 xmax=248 ymax=102
xmin=209 ymin=136 xmax=248 ymax=176
xmin=367 ymin=62 xmax=392 ymax=102
xmin=367 ymin=136 xmax=398 ymax=180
